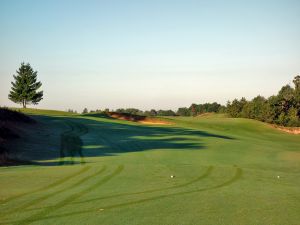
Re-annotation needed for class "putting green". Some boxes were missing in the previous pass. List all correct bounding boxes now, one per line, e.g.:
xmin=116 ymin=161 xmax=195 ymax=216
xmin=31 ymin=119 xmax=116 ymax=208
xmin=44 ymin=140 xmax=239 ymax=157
xmin=0 ymin=110 xmax=299 ymax=225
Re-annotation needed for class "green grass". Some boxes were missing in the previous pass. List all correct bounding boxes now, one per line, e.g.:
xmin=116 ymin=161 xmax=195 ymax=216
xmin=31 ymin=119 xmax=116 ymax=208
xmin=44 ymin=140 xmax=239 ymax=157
xmin=0 ymin=109 xmax=300 ymax=225
xmin=16 ymin=108 xmax=77 ymax=116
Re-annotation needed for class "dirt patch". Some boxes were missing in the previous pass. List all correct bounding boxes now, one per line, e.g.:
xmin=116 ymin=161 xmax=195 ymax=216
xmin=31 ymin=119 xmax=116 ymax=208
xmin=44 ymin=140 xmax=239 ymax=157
xmin=271 ymin=125 xmax=300 ymax=135
xmin=107 ymin=112 xmax=172 ymax=125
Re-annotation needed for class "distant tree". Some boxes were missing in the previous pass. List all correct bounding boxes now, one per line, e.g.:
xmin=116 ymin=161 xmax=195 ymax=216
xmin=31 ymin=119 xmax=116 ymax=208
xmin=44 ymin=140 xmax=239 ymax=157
xmin=116 ymin=108 xmax=125 ymax=113
xmin=144 ymin=109 xmax=157 ymax=117
xmin=157 ymin=110 xmax=176 ymax=116
xmin=226 ymin=98 xmax=246 ymax=117
xmin=293 ymin=75 xmax=300 ymax=117
xmin=218 ymin=105 xmax=227 ymax=113
xmin=208 ymin=102 xmax=222 ymax=112
xmin=67 ymin=109 xmax=76 ymax=113
xmin=177 ymin=107 xmax=190 ymax=116
xmin=8 ymin=63 xmax=43 ymax=108
xmin=190 ymin=104 xmax=197 ymax=116
xmin=293 ymin=75 xmax=300 ymax=90
xmin=249 ymin=96 xmax=267 ymax=120
xmin=286 ymin=107 xmax=300 ymax=126
xmin=226 ymin=75 xmax=300 ymax=127
xmin=240 ymin=101 xmax=251 ymax=118
xmin=277 ymin=85 xmax=295 ymax=113
xmin=183 ymin=102 xmax=223 ymax=116
xmin=82 ymin=108 xmax=88 ymax=114
xmin=143 ymin=110 xmax=151 ymax=116
xmin=149 ymin=109 xmax=157 ymax=116
xmin=124 ymin=108 xmax=143 ymax=115
xmin=267 ymin=95 xmax=281 ymax=121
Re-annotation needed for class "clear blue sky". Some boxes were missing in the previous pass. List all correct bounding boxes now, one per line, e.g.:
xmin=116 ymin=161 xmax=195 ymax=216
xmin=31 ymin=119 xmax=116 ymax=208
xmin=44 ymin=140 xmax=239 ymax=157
xmin=0 ymin=0 xmax=299 ymax=111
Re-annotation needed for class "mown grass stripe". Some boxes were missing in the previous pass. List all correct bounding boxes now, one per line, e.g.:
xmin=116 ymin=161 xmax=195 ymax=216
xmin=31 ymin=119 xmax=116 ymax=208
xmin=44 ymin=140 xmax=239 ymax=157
xmin=63 ymin=120 xmax=88 ymax=137
xmin=7 ymin=167 xmax=242 ymax=224
xmin=0 ymin=166 xmax=90 ymax=205
xmin=102 ymin=167 xmax=242 ymax=211
xmin=75 ymin=165 xmax=214 ymax=205
xmin=0 ymin=166 xmax=106 ymax=219
xmin=16 ymin=165 xmax=123 ymax=225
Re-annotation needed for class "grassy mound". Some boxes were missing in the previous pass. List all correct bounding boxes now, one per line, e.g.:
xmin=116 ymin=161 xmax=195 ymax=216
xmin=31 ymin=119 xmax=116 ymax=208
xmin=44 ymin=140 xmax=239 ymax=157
xmin=0 ymin=107 xmax=35 ymax=165
xmin=0 ymin=107 xmax=34 ymax=123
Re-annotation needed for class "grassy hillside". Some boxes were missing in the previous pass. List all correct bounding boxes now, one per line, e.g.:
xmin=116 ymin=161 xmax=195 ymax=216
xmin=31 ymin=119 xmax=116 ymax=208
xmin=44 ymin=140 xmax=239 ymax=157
xmin=17 ymin=108 xmax=77 ymax=116
xmin=0 ymin=108 xmax=36 ymax=166
xmin=0 ymin=109 xmax=299 ymax=225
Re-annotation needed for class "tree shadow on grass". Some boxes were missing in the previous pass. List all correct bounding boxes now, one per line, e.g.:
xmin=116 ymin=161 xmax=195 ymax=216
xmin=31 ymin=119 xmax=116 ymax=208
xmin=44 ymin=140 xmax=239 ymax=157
xmin=6 ymin=115 xmax=235 ymax=166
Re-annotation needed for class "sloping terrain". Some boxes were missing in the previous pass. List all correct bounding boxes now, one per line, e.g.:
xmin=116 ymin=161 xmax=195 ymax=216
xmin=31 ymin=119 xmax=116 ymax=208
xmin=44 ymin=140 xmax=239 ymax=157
xmin=0 ymin=108 xmax=36 ymax=166
xmin=0 ymin=109 xmax=299 ymax=225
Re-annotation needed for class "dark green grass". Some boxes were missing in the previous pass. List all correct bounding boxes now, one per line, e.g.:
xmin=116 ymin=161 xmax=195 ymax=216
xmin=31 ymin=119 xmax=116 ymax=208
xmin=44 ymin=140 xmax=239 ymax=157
xmin=0 ymin=109 xmax=299 ymax=225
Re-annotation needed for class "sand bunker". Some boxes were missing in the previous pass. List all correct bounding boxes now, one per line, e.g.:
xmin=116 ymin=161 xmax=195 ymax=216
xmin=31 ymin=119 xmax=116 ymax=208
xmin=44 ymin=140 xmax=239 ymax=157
xmin=107 ymin=112 xmax=172 ymax=125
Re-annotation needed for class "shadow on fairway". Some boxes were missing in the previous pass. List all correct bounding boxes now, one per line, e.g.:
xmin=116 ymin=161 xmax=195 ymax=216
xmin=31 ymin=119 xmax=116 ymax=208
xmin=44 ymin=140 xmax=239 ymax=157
xmin=8 ymin=115 xmax=235 ymax=166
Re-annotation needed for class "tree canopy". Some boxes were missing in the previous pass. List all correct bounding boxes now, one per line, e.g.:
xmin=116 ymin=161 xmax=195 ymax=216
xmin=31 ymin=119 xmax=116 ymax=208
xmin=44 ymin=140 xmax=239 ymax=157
xmin=226 ymin=75 xmax=300 ymax=127
xmin=8 ymin=63 xmax=43 ymax=108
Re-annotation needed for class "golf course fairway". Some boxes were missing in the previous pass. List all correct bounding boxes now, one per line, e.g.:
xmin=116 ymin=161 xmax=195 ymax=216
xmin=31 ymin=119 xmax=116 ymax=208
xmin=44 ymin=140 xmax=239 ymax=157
xmin=0 ymin=110 xmax=299 ymax=225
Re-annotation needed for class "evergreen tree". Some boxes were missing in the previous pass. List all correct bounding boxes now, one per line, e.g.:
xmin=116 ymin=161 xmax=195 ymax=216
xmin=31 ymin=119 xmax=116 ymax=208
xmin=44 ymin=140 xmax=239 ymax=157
xmin=8 ymin=63 xmax=43 ymax=108
xmin=226 ymin=98 xmax=246 ymax=117
xmin=190 ymin=104 xmax=197 ymax=116
xmin=82 ymin=108 xmax=88 ymax=114
xmin=149 ymin=109 xmax=158 ymax=116
xmin=177 ymin=107 xmax=191 ymax=116
xmin=293 ymin=75 xmax=300 ymax=117
xmin=293 ymin=75 xmax=300 ymax=90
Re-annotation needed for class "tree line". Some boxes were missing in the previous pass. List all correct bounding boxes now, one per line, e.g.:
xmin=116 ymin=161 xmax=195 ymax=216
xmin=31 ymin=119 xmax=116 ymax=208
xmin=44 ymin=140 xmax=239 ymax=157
xmin=82 ymin=76 xmax=300 ymax=127
xmin=81 ymin=102 xmax=224 ymax=117
xmin=8 ymin=63 xmax=300 ymax=127
xmin=226 ymin=76 xmax=300 ymax=127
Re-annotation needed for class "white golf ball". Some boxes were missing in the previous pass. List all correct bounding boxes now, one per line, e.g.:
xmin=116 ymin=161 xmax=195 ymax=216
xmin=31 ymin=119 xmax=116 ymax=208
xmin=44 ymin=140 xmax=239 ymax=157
xmin=277 ymin=176 xmax=280 ymax=179
xmin=170 ymin=175 xmax=174 ymax=178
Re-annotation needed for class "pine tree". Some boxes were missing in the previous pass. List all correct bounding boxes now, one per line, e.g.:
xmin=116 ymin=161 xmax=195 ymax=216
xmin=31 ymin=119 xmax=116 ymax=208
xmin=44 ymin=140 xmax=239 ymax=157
xmin=293 ymin=75 xmax=300 ymax=117
xmin=82 ymin=108 xmax=88 ymax=114
xmin=8 ymin=63 xmax=43 ymax=108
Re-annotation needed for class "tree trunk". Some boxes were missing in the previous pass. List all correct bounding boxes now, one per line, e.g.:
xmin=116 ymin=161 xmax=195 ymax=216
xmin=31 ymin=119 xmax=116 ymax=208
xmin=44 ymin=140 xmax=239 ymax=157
xmin=22 ymin=100 xmax=26 ymax=108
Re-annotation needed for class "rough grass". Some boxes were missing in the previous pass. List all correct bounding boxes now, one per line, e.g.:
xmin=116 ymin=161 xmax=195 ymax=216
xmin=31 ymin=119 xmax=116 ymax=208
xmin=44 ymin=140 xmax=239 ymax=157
xmin=0 ymin=109 xmax=299 ymax=225
xmin=0 ymin=107 xmax=34 ymax=123
xmin=0 ymin=107 xmax=35 ymax=165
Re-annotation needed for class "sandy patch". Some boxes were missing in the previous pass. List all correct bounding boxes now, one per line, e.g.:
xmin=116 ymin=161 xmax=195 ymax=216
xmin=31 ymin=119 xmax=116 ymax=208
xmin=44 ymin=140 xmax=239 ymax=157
xmin=139 ymin=120 xmax=172 ymax=125
xmin=107 ymin=112 xmax=172 ymax=125
xmin=271 ymin=125 xmax=300 ymax=135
